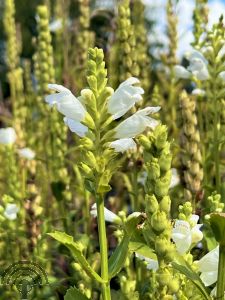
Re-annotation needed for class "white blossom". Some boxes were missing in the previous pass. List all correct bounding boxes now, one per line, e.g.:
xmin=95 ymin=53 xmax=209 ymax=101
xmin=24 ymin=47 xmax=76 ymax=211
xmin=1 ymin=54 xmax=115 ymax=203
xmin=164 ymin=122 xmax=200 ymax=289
xmin=18 ymin=148 xmax=36 ymax=160
xmin=192 ymin=88 xmax=206 ymax=96
xmin=110 ymin=138 xmax=137 ymax=153
xmin=4 ymin=203 xmax=19 ymax=220
xmin=0 ymin=127 xmax=17 ymax=145
xmin=114 ymin=107 xmax=160 ymax=139
xmin=64 ymin=117 xmax=88 ymax=137
xmin=108 ymin=77 xmax=144 ymax=120
xmin=170 ymin=168 xmax=180 ymax=188
xmin=174 ymin=65 xmax=191 ymax=79
xmin=197 ymin=246 xmax=219 ymax=286
xmin=187 ymin=50 xmax=209 ymax=80
xmin=49 ymin=19 xmax=63 ymax=32
xmin=90 ymin=204 xmax=121 ymax=224
xmin=46 ymin=84 xmax=87 ymax=122
xmin=135 ymin=253 xmax=159 ymax=271
xmin=172 ymin=215 xmax=203 ymax=254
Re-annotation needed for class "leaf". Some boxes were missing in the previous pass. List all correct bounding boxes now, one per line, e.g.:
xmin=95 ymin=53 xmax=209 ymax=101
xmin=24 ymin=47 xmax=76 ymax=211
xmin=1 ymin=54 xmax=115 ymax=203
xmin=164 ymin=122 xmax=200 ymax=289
xmin=108 ymin=235 xmax=130 ymax=278
xmin=129 ymin=242 xmax=157 ymax=260
xmin=108 ymin=214 xmax=143 ymax=278
xmin=64 ymin=287 xmax=89 ymax=300
xmin=48 ymin=231 xmax=105 ymax=283
xmin=210 ymin=213 xmax=225 ymax=246
xmin=172 ymin=255 xmax=211 ymax=300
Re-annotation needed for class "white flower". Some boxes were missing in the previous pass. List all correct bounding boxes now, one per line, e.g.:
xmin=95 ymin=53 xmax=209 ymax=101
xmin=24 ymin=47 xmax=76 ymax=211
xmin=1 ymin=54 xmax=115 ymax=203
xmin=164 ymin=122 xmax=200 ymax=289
xmin=46 ymin=84 xmax=87 ymax=122
xmin=0 ymin=127 xmax=17 ymax=145
xmin=110 ymin=138 xmax=137 ymax=153
xmin=187 ymin=50 xmax=209 ymax=80
xmin=49 ymin=19 xmax=63 ymax=32
xmin=136 ymin=253 xmax=159 ymax=271
xmin=18 ymin=148 xmax=35 ymax=160
xmin=197 ymin=246 xmax=219 ymax=286
xmin=170 ymin=168 xmax=180 ymax=188
xmin=90 ymin=204 xmax=121 ymax=224
xmin=172 ymin=215 xmax=203 ymax=254
xmin=4 ymin=203 xmax=19 ymax=220
xmin=108 ymin=77 xmax=144 ymax=120
xmin=64 ymin=117 xmax=88 ymax=137
xmin=114 ymin=107 xmax=160 ymax=139
xmin=174 ymin=65 xmax=191 ymax=79
xmin=192 ymin=88 xmax=205 ymax=96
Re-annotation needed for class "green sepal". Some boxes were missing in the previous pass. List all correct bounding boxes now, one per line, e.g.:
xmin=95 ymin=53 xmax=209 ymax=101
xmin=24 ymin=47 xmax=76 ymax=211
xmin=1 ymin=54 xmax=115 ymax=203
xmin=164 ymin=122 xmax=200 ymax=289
xmin=172 ymin=254 xmax=211 ymax=300
xmin=129 ymin=242 xmax=157 ymax=260
xmin=210 ymin=213 xmax=225 ymax=246
xmin=64 ymin=287 xmax=89 ymax=300
xmin=48 ymin=231 xmax=105 ymax=283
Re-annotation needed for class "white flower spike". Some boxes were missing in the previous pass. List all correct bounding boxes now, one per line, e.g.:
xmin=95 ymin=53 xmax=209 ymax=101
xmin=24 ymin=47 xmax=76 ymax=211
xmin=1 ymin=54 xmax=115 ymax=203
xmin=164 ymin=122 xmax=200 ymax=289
xmin=46 ymin=84 xmax=87 ymax=122
xmin=108 ymin=77 xmax=144 ymax=120
xmin=4 ymin=203 xmax=19 ymax=220
xmin=197 ymin=246 xmax=219 ymax=286
xmin=90 ymin=204 xmax=122 ymax=224
xmin=172 ymin=215 xmax=203 ymax=254
xmin=0 ymin=127 xmax=17 ymax=145
xmin=110 ymin=138 xmax=137 ymax=153
xmin=18 ymin=148 xmax=36 ymax=160
xmin=114 ymin=107 xmax=160 ymax=139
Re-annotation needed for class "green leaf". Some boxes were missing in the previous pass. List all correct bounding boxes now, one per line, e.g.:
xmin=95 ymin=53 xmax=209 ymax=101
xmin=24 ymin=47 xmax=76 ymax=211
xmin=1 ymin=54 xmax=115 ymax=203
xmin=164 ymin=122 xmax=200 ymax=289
xmin=108 ymin=213 xmax=143 ymax=278
xmin=108 ymin=235 xmax=130 ymax=278
xmin=64 ymin=287 xmax=89 ymax=300
xmin=210 ymin=213 xmax=225 ymax=246
xmin=129 ymin=242 xmax=157 ymax=260
xmin=172 ymin=255 xmax=211 ymax=300
xmin=48 ymin=231 xmax=105 ymax=283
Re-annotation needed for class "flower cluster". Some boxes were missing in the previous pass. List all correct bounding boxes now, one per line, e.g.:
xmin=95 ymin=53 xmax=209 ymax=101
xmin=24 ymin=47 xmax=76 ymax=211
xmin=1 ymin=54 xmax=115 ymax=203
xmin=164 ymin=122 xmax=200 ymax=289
xmin=46 ymin=76 xmax=160 ymax=153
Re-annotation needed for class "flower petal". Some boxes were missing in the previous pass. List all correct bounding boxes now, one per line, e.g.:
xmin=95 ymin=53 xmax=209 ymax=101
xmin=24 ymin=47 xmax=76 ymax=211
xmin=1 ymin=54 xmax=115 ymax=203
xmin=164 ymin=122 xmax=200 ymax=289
xmin=110 ymin=138 xmax=137 ymax=153
xmin=64 ymin=117 xmax=88 ymax=137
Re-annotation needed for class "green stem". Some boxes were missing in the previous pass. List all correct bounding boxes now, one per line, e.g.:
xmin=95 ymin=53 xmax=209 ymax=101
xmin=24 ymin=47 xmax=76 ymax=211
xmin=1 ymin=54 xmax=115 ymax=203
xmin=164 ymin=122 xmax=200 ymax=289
xmin=96 ymin=194 xmax=111 ymax=300
xmin=217 ymin=244 xmax=225 ymax=299
xmin=213 ymin=97 xmax=221 ymax=193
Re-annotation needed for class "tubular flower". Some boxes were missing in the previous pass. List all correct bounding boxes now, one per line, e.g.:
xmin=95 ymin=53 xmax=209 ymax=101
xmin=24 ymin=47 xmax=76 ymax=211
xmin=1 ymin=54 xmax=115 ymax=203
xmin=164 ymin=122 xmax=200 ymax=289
xmin=63 ymin=117 xmax=88 ymax=137
xmin=174 ymin=50 xmax=209 ymax=81
xmin=135 ymin=253 xmax=159 ymax=271
xmin=90 ymin=204 xmax=122 ymax=224
xmin=109 ymin=138 xmax=137 ymax=153
xmin=18 ymin=148 xmax=36 ymax=160
xmin=114 ymin=107 xmax=160 ymax=139
xmin=197 ymin=246 xmax=219 ymax=286
xmin=46 ymin=84 xmax=87 ymax=121
xmin=0 ymin=127 xmax=17 ymax=145
xmin=172 ymin=215 xmax=203 ymax=254
xmin=4 ymin=203 xmax=19 ymax=220
xmin=108 ymin=77 xmax=144 ymax=120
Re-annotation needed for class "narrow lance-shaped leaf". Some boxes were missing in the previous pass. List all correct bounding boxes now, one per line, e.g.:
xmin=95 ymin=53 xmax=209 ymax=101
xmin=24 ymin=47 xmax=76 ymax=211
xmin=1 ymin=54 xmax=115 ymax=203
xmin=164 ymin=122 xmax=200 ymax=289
xmin=48 ymin=231 xmax=105 ymax=283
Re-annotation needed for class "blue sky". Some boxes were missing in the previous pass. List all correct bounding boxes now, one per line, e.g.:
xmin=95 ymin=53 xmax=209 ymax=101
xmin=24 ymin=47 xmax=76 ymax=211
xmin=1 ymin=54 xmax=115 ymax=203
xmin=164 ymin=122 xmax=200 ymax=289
xmin=144 ymin=0 xmax=225 ymax=56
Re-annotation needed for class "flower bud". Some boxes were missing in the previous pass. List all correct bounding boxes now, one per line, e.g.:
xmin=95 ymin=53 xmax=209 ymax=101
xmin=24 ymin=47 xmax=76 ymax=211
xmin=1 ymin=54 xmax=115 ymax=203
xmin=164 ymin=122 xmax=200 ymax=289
xmin=145 ymin=194 xmax=159 ymax=214
xmin=160 ymin=196 xmax=171 ymax=213
xmin=151 ymin=211 xmax=168 ymax=232
xmin=148 ymin=158 xmax=160 ymax=180
xmin=138 ymin=135 xmax=152 ymax=149
xmin=154 ymin=125 xmax=168 ymax=149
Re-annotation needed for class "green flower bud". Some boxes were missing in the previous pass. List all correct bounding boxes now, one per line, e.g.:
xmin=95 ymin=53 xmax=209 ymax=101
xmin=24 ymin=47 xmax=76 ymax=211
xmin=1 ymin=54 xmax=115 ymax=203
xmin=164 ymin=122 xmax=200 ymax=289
xmin=159 ymin=150 xmax=172 ymax=172
xmin=138 ymin=134 xmax=152 ymax=149
xmin=148 ymin=158 xmax=160 ymax=180
xmin=80 ymin=163 xmax=93 ymax=178
xmin=155 ymin=176 xmax=170 ymax=198
xmin=160 ymin=196 xmax=171 ymax=213
xmin=151 ymin=211 xmax=168 ymax=232
xmin=154 ymin=125 xmax=168 ymax=150
xmin=85 ymin=151 xmax=97 ymax=168
xmin=145 ymin=194 xmax=159 ymax=214
xmin=156 ymin=268 xmax=172 ymax=286
xmin=155 ymin=237 xmax=168 ymax=256
xmin=80 ymin=137 xmax=94 ymax=150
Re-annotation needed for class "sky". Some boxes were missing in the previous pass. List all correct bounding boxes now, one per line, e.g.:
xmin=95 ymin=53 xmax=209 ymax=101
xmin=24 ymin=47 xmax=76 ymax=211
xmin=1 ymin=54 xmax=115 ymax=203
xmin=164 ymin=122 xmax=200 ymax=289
xmin=143 ymin=0 xmax=225 ymax=57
